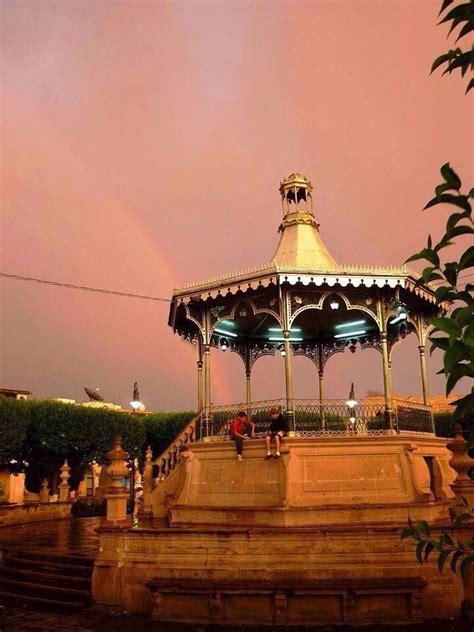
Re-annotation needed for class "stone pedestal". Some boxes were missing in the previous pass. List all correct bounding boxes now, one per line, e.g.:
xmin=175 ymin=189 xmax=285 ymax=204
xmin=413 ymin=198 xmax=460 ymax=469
xmin=58 ymin=459 xmax=71 ymax=502
xmin=447 ymin=422 xmax=474 ymax=509
xmin=104 ymin=436 xmax=130 ymax=523
xmin=39 ymin=479 xmax=49 ymax=503
xmin=142 ymin=445 xmax=154 ymax=516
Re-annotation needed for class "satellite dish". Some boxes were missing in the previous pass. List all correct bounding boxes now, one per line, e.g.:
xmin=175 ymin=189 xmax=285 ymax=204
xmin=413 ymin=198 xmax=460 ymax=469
xmin=84 ymin=387 xmax=104 ymax=402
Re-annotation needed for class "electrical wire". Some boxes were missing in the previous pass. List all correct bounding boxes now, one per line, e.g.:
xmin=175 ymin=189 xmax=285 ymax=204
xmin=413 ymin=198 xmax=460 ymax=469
xmin=0 ymin=272 xmax=171 ymax=302
xmin=1 ymin=271 xmax=472 ymax=302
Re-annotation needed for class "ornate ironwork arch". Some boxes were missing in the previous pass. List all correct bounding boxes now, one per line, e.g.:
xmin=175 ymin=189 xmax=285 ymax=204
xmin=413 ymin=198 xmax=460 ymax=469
xmin=289 ymin=290 xmax=379 ymax=328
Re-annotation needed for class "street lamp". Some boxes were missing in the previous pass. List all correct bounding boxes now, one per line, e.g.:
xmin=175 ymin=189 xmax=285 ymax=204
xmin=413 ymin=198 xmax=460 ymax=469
xmin=130 ymin=381 xmax=145 ymax=412
xmin=346 ymin=382 xmax=357 ymax=424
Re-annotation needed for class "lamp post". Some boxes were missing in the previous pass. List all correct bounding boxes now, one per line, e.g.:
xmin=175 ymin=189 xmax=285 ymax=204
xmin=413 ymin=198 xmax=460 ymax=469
xmin=346 ymin=383 xmax=357 ymax=429
xmin=130 ymin=381 xmax=145 ymax=412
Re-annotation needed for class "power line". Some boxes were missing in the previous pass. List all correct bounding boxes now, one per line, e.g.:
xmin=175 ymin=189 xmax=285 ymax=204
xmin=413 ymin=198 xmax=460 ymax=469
xmin=1 ymin=271 xmax=472 ymax=302
xmin=0 ymin=272 xmax=171 ymax=302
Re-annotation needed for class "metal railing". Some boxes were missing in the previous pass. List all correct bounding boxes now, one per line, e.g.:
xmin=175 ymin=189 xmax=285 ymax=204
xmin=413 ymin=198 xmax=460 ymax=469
xmin=204 ymin=397 xmax=434 ymax=439
xmin=203 ymin=399 xmax=286 ymax=439
xmin=150 ymin=398 xmax=433 ymax=482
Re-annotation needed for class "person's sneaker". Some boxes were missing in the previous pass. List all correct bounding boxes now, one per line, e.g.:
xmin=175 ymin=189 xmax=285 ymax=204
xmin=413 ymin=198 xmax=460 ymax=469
xmin=237 ymin=454 xmax=243 ymax=461
xmin=264 ymin=454 xmax=272 ymax=460
xmin=274 ymin=453 xmax=281 ymax=458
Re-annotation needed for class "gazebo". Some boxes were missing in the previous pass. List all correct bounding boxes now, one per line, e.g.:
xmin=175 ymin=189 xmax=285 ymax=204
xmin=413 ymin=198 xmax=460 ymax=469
xmin=168 ymin=173 xmax=439 ymax=437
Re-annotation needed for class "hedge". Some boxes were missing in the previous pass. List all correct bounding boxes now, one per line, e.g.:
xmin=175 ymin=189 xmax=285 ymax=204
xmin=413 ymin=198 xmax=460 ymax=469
xmin=0 ymin=396 xmax=195 ymax=492
xmin=143 ymin=411 xmax=196 ymax=458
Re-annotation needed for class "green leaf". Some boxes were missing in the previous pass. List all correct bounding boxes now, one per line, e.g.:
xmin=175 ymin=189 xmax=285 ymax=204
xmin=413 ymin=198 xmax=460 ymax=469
xmin=405 ymin=250 xmax=426 ymax=264
xmin=434 ymin=286 xmax=456 ymax=303
xmin=447 ymin=365 xmax=474 ymax=396
xmin=443 ymin=262 xmax=459 ymax=286
xmin=444 ymin=342 xmax=465 ymax=373
xmin=438 ymin=549 xmax=451 ymax=573
xmin=440 ymin=163 xmax=462 ymax=190
xmin=454 ymin=305 xmax=474 ymax=327
xmin=418 ymin=520 xmax=431 ymax=536
xmin=431 ymin=52 xmax=453 ymax=74
xmin=456 ymin=290 xmax=474 ymax=304
xmin=448 ymin=225 xmax=474 ymax=240
xmin=416 ymin=541 xmax=425 ymax=565
xmin=451 ymin=550 xmax=465 ymax=573
xmin=424 ymin=541 xmax=435 ymax=561
xmin=464 ymin=323 xmax=474 ymax=347
xmin=438 ymin=0 xmax=455 ymax=15
xmin=455 ymin=20 xmax=474 ymax=42
xmin=460 ymin=554 xmax=474 ymax=580
xmin=466 ymin=77 xmax=474 ymax=94
xmin=452 ymin=390 xmax=474 ymax=420
xmin=429 ymin=317 xmax=461 ymax=337
xmin=439 ymin=3 xmax=473 ymax=23
xmin=446 ymin=209 xmax=471 ymax=232
xmin=459 ymin=246 xmax=474 ymax=271
xmin=430 ymin=336 xmax=450 ymax=354
xmin=401 ymin=527 xmax=414 ymax=540
xmin=425 ymin=194 xmax=471 ymax=213
xmin=444 ymin=52 xmax=474 ymax=73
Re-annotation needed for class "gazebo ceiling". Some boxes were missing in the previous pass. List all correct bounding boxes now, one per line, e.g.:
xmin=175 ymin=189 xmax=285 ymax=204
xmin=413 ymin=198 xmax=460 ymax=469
xmin=210 ymin=305 xmax=380 ymax=346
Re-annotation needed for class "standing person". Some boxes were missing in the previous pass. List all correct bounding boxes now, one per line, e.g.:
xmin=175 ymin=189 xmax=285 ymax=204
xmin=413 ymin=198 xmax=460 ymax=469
xmin=229 ymin=411 xmax=255 ymax=461
xmin=264 ymin=407 xmax=287 ymax=459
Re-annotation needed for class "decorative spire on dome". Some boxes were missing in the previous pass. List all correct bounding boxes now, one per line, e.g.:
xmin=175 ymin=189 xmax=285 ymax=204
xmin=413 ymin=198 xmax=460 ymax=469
xmin=279 ymin=172 xmax=314 ymax=216
xmin=272 ymin=172 xmax=338 ymax=271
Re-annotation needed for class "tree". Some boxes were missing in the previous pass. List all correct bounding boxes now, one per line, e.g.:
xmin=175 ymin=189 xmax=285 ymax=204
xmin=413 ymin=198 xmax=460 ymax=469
xmin=430 ymin=0 xmax=474 ymax=94
xmin=402 ymin=0 xmax=474 ymax=577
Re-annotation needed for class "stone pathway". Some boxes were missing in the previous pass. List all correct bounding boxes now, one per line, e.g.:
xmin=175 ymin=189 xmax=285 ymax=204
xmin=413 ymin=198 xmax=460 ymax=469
xmin=0 ymin=605 xmax=473 ymax=632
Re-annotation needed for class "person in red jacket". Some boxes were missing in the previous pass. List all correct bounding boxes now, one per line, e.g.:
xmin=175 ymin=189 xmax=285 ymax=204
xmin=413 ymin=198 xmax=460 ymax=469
xmin=229 ymin=411 xmax=255 ymax=460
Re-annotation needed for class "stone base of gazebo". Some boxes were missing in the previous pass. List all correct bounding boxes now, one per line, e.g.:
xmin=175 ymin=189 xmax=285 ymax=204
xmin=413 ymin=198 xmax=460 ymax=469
xmin=91 ymin=434 xmax=468 ymax=624
xmin=157 ymin=435 xmax=455 ymax=527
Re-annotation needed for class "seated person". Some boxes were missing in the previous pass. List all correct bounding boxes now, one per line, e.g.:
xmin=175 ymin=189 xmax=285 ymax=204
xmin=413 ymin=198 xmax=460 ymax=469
xmin=229 ymin=411 xmax=255 ymax=461
xmin=265 ymin=407 xmax=288 ymax=459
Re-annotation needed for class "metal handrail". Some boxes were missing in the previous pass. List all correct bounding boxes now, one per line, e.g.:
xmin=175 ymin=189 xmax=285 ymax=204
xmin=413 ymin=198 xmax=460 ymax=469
xmin=205 ymin=397 xmax=434 ymax=437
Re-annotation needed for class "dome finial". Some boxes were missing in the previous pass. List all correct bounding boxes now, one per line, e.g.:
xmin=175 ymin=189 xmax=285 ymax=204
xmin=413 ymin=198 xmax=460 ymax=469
xmin=279 ymin=173 xmax=313 ymax=216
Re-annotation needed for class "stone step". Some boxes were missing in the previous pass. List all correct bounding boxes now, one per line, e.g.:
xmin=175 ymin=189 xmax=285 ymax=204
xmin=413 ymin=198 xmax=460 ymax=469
xmin=7 ymin=549 xmax=94 ymax=568
xmin=0 ymin=587 xmax=88 ymax=612
xmin=4 ymin=555 xmax=93 ymax=577
xmin=0 ymin=575 xmax=90 ymax=602
xmin=0 ymin=564 xmax=90 ymax=589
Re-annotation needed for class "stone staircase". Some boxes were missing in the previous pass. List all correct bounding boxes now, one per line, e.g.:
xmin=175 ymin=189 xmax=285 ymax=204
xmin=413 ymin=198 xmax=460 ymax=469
xmin=0 ymin=549 xmax=93 ymax=611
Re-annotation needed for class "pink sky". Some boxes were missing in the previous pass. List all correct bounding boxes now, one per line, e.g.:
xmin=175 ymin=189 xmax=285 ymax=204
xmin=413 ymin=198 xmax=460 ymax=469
xmin=1 ymin=1 xmax=472 ymax=411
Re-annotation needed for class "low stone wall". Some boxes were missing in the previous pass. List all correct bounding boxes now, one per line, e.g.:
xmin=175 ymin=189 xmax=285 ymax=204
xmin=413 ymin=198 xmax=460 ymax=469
xmin=92 ymin=522 xmax=464 ymax=623
xmin=0 ymin=501 xmax=73 ymax=527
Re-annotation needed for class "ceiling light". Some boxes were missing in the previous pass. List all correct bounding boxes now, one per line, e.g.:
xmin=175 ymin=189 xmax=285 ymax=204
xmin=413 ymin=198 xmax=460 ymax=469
xmin=334 ymin=330 xmax=366 ymax=339
xmin=335 ymin=320 xmax=366 ymax=329
xmin=268 ymin=327 xmax=302 ymax=332
xmin=214 ymin=328 xmax=238 ymax=338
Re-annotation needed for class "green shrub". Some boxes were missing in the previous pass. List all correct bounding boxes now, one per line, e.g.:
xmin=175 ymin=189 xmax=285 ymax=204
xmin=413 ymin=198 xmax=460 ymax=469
xmin=0 ymin=396 xmax=30 ymax=472
xmin=0 ymin=397 xmax=146 ymax=493
xmin=143 ymin=411 xmax=196 ymax=458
